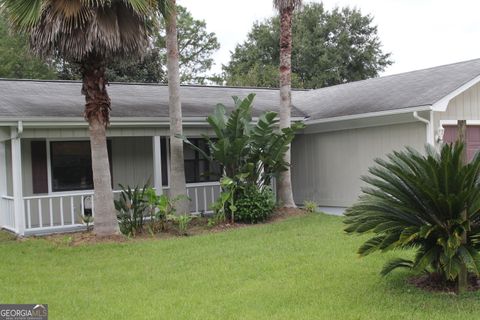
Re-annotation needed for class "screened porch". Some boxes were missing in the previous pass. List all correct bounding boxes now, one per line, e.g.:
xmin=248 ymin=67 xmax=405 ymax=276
xmin=0 ymin=125 xmax=221 ymax=236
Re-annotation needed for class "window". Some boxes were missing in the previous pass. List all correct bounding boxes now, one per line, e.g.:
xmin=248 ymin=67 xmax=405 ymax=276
xmin=50 ymin=141 xmax=112 ymax=192
xmin=184 ymin=139 xmax=221 ymax=183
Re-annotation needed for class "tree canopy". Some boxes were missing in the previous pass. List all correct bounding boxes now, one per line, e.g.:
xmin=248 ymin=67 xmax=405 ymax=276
xmin=157 ymin=5 xmax=220 ymax=84
xmin=0 ymin=13 xmax=57 ymax=79
xmin=0 ymin=6 xmax=219 ymax=84
xmin=223 ymin=3 xmax=392 ymax=89
xmin=101 ymin=5 xmax=220 ymax=84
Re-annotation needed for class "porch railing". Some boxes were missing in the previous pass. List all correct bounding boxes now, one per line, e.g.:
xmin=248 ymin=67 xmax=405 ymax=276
xmin=185 ymin=182 xmax=222 ymax=214
xmin=0 ymin=195 xmax=15 ymax=232
xmin=21 ymin=182 xmax=221 ymax=234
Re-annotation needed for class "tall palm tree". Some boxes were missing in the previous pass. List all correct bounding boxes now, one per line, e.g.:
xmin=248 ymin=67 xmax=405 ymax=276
xmin=164 ymin=0 xmax=188 ymax=214
xmin=1 ymin=0 xmax=158 ymax=236
xmin=274 ymin=0 xmax=302 ymax=208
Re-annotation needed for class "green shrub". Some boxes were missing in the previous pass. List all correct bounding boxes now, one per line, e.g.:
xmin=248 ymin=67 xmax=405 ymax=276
xmin=235 ymin=186 xmax=275 ymax=223
xmin=344 ymin=143 xmax=480 ymax=286
xmin=79 ymin=213 xmax=94 ymax=231
xmin=303 ymin=200 xmax=317 ymax=213
xmin=168 ymin=214 xmax=194 ymax=236
xmin=114 ymin=184 xmax=149 ymax=236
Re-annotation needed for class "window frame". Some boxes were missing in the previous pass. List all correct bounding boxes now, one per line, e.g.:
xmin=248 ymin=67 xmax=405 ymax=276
xmin=183 ymin=138 xmax=221 ymax=184
xmin=46 ymin=138 xmax=112 ymax=194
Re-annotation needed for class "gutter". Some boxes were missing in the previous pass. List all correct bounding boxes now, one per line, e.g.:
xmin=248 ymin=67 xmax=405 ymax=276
xmin=0 ymin=117 xmax=307 ymax=129
xmin=412 ymin=111 xmax=429 ymax=125
xmin=16 ymin=121 xmax=23 ymax=138
xmin=304 ymin=105 xmax=432 ymax=125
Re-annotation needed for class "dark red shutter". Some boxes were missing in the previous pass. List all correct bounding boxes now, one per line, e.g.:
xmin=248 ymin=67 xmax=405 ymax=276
xmin=161 ymin=137 xmax=169 ymax=186
xmin=31 ymin=141 xmax=48 ymax=194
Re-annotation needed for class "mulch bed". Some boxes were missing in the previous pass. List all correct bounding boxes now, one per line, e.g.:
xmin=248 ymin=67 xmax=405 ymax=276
xmin=28 ymin=207 xmax=308 ymax=246
xmin=407 ymin=273 xmax=480 ymax=293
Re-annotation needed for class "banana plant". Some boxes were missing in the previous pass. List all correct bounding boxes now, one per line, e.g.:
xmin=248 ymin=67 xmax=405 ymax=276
xmin=179 ymin=94 xmax=304 ymax=188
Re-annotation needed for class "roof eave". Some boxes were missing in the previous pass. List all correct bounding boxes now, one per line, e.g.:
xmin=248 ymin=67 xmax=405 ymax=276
xmin=304 ymin=105 xmax=433 ymax=125
xmin=431 ymin=73 xmax=480 ymax=111
xmin=0 ymin=116 xmax=307 ymax=128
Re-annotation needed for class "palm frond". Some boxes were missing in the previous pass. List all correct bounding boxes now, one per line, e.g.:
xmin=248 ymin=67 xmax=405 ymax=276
xmin=2 ymin=0 xmax=156 ymax=61
xmin=345 ymin=143 xmax=480 ymax=282
xmin=273 ymin=0 xmax=303 ymax=11
xmin=381 ymin=258 xmax=414 ymax=276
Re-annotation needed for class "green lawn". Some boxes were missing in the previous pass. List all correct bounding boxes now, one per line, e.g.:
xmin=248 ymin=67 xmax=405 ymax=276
xmin=1 ymin=213 xmax=479 ymax=319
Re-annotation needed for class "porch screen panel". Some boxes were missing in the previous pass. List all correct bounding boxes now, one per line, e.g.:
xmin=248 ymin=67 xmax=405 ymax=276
xmin=31 ymin=140 xmax=48 ymax=194
xmin=183 ymin=138 xmax=221 ymax=183
xmin=50 ymin=141 xmax=94 ymax=192
xmin=161 ymin=137 xmax=168 ymax=186
xmin=50 ymin=141 xmax=113 ymax=192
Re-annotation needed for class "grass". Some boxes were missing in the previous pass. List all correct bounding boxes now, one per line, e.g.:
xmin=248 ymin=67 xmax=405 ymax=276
xmin=1 ymin=213 xmax=479 ymax=319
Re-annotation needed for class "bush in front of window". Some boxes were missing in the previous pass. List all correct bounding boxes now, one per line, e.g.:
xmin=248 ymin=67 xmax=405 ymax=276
xmin=235 ymin=186 xmax=275 ymax=224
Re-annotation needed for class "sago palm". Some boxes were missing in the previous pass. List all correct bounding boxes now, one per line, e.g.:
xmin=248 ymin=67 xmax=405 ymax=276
xmin=273 ymin=0 xmax=302 ymax=208
xmin=1 ymin=0 xmax=166 ymax=235
xmin=345 ymin=143 xmax=480 ymax=286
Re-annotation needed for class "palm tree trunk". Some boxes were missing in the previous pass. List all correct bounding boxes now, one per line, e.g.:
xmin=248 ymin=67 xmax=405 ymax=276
xmin=166 ymin=0 xmax=189 ymax=214
xmin=276 ymin=6 xmax=296 ymax=208
xmin=82 ymin=54 xmax=119 ymax=236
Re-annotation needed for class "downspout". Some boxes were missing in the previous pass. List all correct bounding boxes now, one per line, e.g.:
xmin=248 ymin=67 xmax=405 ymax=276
xmin=16 ymin=121 xmax=23 ymax=138
xmin=413 ymin=111 xmax=434 ymax=145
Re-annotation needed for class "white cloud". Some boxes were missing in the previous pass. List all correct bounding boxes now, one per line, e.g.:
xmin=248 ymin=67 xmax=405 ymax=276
xmin=178 ymin=0 xmax=480 ymax=76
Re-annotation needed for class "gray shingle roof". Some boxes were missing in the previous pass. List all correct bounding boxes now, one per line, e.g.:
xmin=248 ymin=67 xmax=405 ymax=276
xmin=2 ymin=58 xmax=480 ymax=122
xmin=295 ymin=58 xmax=480 ymax=120
xmin=0 ymin=80 xmax=307 ymax=119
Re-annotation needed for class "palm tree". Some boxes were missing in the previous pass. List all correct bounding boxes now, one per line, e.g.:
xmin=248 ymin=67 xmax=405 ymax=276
xmin=274 ymin=0 xmax=302 ymax=208
xmin=164 ymin=0 xmax=188 ymax=214
xmin=1 ymin=0 xmax=158 ymax=236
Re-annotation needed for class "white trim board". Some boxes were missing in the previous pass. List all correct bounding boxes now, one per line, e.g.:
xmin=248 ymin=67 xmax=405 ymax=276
xmin=0 ymin=116 xmax=307 ymax=128
xmin=303 ymin=110 xmax=432 ymax=135
xmin=304 ymin=105 xmax=432 ymax=125
xmin=440 ymin=120 xmax=480 ymax=126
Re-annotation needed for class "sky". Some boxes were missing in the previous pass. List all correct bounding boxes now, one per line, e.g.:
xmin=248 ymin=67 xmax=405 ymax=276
xmin=177 ymin=0 xmax=480 ymax=77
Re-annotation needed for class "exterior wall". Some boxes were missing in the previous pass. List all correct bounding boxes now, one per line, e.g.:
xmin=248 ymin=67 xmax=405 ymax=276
xmin=111 ymin=137 xmax=154 ymax=189
xmin=291 ymin=122 xmax=426 ymax=207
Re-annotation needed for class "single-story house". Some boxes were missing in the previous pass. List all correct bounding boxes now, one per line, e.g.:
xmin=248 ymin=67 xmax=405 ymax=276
xmin=2 ymin=58 xmax=480 ymax=236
